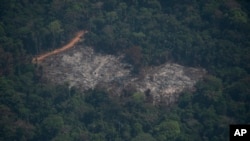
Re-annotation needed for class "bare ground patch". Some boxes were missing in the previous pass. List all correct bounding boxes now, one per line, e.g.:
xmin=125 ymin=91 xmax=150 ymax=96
xmin=39 ymin=45 xmax=206 ymax=105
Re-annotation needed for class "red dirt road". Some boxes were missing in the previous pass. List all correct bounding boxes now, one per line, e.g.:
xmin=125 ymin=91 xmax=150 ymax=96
xmin=32 ymin=30 xmax=87 ymax=63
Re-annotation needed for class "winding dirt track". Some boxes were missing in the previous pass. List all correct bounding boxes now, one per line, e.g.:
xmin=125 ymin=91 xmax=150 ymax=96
xmin=32 ymin=30 xmax=87 ymax=63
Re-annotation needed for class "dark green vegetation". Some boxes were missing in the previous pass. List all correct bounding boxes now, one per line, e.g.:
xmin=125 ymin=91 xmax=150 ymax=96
xmin=0 ymin=0 xmax=250 ymax=140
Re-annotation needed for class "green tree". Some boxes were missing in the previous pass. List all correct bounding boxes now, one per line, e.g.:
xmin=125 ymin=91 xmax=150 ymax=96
xmin=154 ymin=120 xmax=181 ymax=141
xmin=42 ymin=115 xmax=64 ymax=138
xmin=48 ymin=20 xmax=64 ymax=48
xmin=131 ymin=133 xmax=156 ymax=141
xmin=132 ymin=122 xmax=143 ymax=136
xmin=194 ymin=75 xmax=223 ymax=107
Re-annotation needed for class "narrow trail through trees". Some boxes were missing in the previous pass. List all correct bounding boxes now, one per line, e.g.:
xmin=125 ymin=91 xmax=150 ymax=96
xmin=32 ymin=30 xmax=88 ymax=63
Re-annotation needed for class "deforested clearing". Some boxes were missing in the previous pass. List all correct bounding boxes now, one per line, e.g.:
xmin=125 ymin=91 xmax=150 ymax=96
xmin=39 ymin=44 xmax=206 ymax=105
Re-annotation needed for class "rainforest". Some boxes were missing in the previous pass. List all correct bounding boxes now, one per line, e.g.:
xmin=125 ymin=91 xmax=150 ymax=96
xmin=0 ymin=0 xmax=250 ymax=141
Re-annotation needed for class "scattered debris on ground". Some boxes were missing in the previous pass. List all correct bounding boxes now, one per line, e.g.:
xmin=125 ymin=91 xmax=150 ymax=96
xmin=40 ymin=45 xmax=206 ymax=105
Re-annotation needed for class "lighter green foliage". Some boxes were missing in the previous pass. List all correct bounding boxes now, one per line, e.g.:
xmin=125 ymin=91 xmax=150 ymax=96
xmin=154 ymin=120 xmax=181 ymax=141
xmin=228 ymin=8 xmax=248 ymax=24
xmin=48 ymin=20 xmax=64 ymax=35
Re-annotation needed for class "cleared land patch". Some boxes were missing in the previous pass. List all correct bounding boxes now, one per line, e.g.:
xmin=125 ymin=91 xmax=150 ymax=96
xmin=40 ymin=45 xmax=206 ymax=104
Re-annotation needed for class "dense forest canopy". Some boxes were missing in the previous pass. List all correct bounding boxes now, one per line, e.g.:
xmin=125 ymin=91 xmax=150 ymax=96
xmin=0 ymin=0 xmax=249 ymax=141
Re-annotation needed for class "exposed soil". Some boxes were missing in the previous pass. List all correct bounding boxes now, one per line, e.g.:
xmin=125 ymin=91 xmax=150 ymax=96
xmin=40 ymin=45 xmax=206 ymax=105
xmin=32 ymin=31 xmax=87 ymax=63
xmin=34 ymin=30 xmax=206 ymax=105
